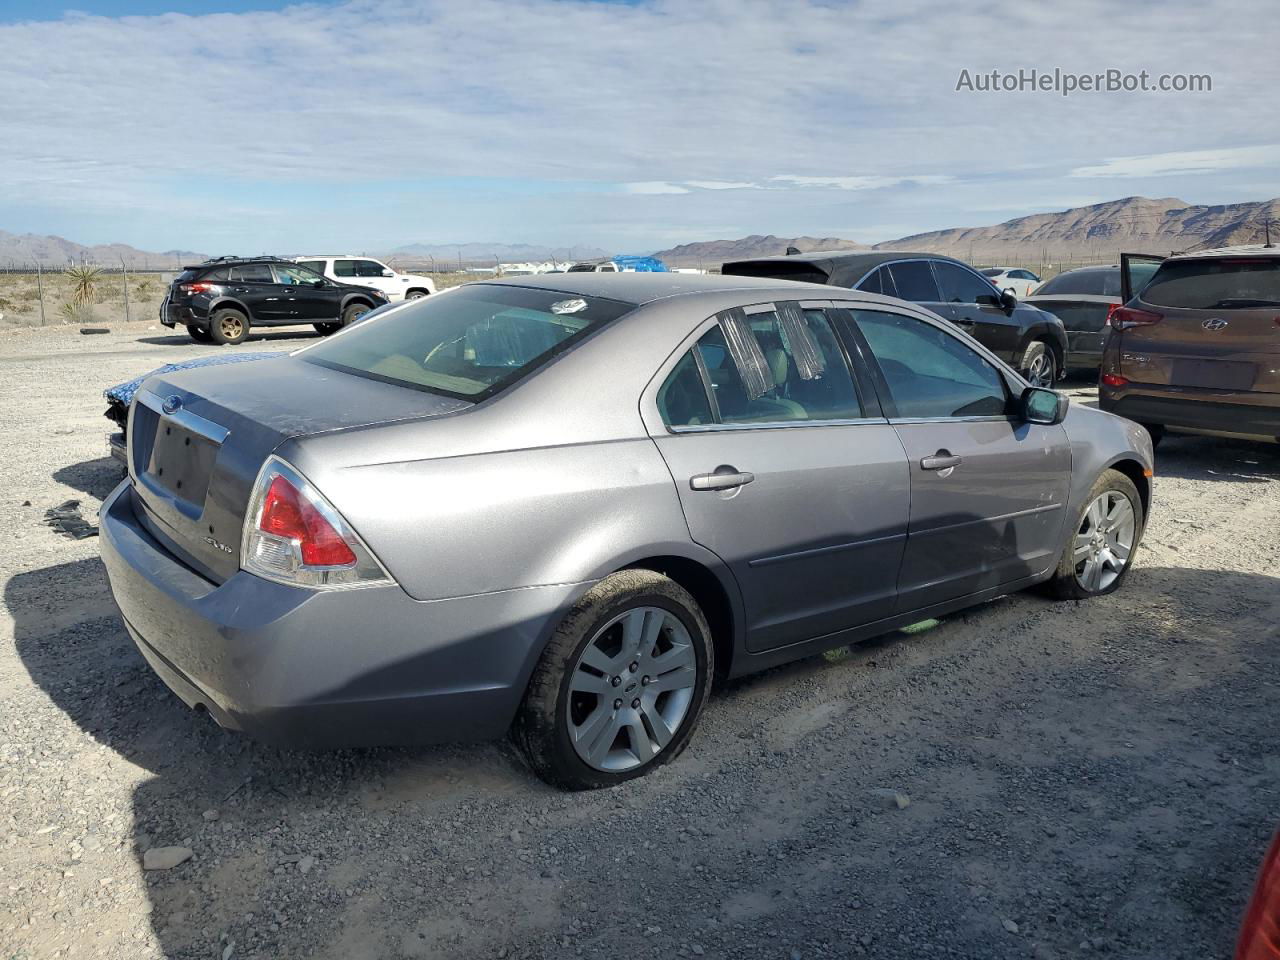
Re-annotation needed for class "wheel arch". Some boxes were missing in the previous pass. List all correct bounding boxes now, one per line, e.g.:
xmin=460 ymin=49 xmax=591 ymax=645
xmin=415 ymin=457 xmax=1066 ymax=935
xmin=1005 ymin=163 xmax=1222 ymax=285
xmin=618 ymin=553 xmax=741 ymax=679
xmin=1103 ymin=456 xmax=1151 ymax=519
xmin=208 ymin=297 xmax=250 ymax=319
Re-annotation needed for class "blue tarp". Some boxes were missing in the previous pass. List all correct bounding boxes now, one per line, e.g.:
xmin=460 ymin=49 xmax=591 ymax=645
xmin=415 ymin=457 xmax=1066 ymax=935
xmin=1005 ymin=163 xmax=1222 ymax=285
xmin=105 ymin=352 xmax=276 ymax=407
xmin=611 ymin=255 xmax=669 ymax=272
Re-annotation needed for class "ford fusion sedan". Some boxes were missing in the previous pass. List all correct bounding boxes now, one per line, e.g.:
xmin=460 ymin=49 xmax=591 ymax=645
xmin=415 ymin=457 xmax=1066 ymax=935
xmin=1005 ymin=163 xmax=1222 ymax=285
xmin=722 ymin=251 xmax=1068 ymax=388
xmin=101 ymin=274 xmax=1153 ymax=789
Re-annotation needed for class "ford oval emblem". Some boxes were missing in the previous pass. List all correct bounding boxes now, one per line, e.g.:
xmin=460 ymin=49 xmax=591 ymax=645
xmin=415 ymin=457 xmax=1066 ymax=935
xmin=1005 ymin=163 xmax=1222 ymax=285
xmin=162 ymin=395 xmax=183 ymax=415
xmin=1201 ymin=317 xmax=1228 ymax=331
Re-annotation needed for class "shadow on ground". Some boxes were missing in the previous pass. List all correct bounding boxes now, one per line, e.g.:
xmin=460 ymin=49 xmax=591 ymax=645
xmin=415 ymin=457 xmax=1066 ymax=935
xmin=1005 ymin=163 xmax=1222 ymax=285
xmin=8 ymin=550 xmax=1277 ymax=959
xmin=136 ymin=330 xmax=322 ymax=348
xmin=53 ymin=456 xmax=126 ymax=500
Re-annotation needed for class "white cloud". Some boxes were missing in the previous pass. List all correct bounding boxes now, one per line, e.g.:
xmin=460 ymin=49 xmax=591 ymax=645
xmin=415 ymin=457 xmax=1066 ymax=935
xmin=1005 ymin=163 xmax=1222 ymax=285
xmin=684 ymin=180 xmax=759 ymax=190
xmin=1070 ymin=146 xmax=1279 ymax=178
xmin=771 ymin=175 xmax=956 ymax=190
xmin=624 ymin=182 xmax=691 ymax=195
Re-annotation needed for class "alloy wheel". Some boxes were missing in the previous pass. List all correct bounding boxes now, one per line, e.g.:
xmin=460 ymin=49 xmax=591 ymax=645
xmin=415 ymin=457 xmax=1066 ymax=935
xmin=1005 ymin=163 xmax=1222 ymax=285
xmin=1026 ymin=350 xmax=1054 ymax=388
xmin=219 ymin=313 xmax=244 ymax=340
xmin=566 ymin=606 xmax=697 ymax=772
xmin=1073 ymin=490 xmax=1136 ymax=592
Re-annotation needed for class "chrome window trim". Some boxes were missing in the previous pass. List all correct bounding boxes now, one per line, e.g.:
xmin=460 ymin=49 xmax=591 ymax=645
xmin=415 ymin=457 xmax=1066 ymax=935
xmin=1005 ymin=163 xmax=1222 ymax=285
xmin=668 ymin=415 xmax=888 ymax=434
xmin=887 ymin=415 xmax=1015 ymax=425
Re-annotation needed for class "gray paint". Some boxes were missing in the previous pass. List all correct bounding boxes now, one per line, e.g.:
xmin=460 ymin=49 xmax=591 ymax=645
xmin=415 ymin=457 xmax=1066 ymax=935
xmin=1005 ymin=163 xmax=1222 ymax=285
xmin=100 ymin=275 xmax=1154 ymax=749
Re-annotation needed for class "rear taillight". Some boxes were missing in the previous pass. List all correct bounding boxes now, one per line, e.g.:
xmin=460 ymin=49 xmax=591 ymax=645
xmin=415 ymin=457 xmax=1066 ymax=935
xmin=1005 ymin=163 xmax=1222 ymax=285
xmin=1101 ymin=373 xmax=1128 ymax=387
xmin=1110 ymin=306 xmax=1162 ymax=329
xmin=179 ymin=281 xmax=218 ymax=295
xmin=1236 ymin=831 xmax=1280 ymax=960
xmin=1104 ymin=304 xmax=1122 ymax=326
xmin=242 ymin=457 xmax=391 ymax=589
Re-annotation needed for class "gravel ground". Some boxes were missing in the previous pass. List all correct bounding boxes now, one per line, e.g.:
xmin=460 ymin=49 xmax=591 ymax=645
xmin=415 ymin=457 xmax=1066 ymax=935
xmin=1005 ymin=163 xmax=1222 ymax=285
xmin=1 ymin=321 xmax=1278 ymax=960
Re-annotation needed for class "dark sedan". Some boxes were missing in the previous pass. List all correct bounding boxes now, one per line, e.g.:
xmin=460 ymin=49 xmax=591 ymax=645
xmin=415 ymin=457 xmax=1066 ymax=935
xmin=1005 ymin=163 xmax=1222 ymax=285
xmin=722 ymin=251 xmax=1069 ymax=387
xmin=1024 ymin=263 xmax=1159 ymax=372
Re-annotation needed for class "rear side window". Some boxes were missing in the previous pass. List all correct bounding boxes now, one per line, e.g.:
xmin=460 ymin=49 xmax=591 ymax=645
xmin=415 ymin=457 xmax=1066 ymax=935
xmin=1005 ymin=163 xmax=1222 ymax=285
xmin=334 ymin=259 xmax=359 ymax=277
xmin=229 ymin=263 xmax=273 ymax=282
xmin=661 ymin=305 xmax=862 ymax=427
xmin=201 ymin=267 xmax=230 ymax=281
xmin=856 ymin=266 xmax=898 ymax=297
xmin=1141 ymin=258 xmax=1280 ymax=309
xmin=303 ymin=285 xmax=633 ymax=400
xmin=296 ymin=260 xmax=327 ymax=276
xmin=855 ymin=310 xmax=1008 ymax=419
xmin=657 ymin=351 xmax=714 ymax=427
xmin=933 ymin=261 xmax=997 ymax=304
xmin=1036 ymin=270 xmax=1118 ymax=297
xmin=887 ymin=261 xmax=941 ymax=301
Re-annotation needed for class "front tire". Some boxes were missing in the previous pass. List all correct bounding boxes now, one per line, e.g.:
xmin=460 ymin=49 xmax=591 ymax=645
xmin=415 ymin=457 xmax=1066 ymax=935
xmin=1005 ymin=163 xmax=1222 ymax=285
xmin=1019 ymin=339 xmax=1056 ymax=388
xmin=209 ymin=308 xmax=248 ymax=345
xmin=513 ymin=569 xmax=714 ymax=790
xmin=1044 ymin=469 xmax=1143 ymax=600
xmin=405 ymin=289 xmax=430 ymax=300
xmin=342 ymin=301 xmax=373 ymax=326
xmin=186 ymin=324 xmax=213 ymax=343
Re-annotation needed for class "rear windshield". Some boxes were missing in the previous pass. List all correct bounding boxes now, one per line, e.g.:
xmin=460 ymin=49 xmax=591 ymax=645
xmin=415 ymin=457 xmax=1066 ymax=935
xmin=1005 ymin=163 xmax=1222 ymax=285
xmin=1036 ymin=269 xmax=1119 ymax=297
xmin=301 ymin=284 xmax=634 ymax=400
xmin=1142 ymin=258 xmax=1280 ymax=309
xmin=721 ymin=260 xmax=831 ymax=285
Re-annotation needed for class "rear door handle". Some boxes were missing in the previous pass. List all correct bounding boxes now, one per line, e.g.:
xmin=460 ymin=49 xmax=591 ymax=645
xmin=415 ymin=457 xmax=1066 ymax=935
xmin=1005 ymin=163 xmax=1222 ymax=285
xmin=920 ymin=453 xmax=962 ymax=471
xmin=690 ymin=469 xmax=755 ymax=491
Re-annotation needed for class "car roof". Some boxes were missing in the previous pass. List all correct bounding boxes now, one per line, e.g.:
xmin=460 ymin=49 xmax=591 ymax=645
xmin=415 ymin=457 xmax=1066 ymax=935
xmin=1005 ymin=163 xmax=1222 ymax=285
xmin=1167 ymin=244 xmax=1280 ymax=261
xmin=722 ymin=250 xmax=978 ymax=287
xmin=474 ymin=271 xmax=840 ymax=305
xmin=294 ymin=255 xmax=372 ymax=260
xmin=184 ymin=255 xmax=295 ymax=270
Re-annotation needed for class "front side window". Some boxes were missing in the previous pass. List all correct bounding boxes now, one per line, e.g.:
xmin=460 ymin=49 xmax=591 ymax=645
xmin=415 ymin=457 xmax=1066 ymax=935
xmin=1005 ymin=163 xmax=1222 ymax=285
xmin=333 ymin=259 xmax=359 ymax=278
xmin=1140 ymin=258 xmax=1280 ymax=309
xmin=355 ymin=260 xmax=388 ymax=277
xmin=661 ymin=305 xmax=862 ymax=427
xmin=303 ymin=284 xmax=633 ymax=399
xmin=275 ymin=264 xmax=322 ymax=285
xmin=933 ymin=261 xmax=998 ymax=304
xmin=854 ymin=310 xmax=1008 ymax=419
xmin=887 ymin=261 xmax=941 ymax=301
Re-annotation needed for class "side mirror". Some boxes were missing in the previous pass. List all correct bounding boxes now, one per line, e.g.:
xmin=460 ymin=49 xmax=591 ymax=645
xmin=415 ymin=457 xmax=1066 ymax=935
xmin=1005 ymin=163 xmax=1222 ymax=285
xmin=1000 ymin=289 xmax=1018 ymax=310
xmin=1020 ymin=386 xmax=1068 ymax=425
xmin=381 ymin=270 xmax=395 ymax=278
xmin=311 ymin=279 xmax=325 ymax=288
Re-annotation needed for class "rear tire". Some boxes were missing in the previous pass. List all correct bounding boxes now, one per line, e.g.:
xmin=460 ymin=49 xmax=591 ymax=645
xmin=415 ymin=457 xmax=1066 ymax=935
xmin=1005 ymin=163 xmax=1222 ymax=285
xmin=209 ymin=308 xmax=248 ymax=345
xmin=1019 ymin=340 xmax=1056 ymax=388
xmin=513 ymin=570 xmax=714 ymax=790
xmin=313 ymin=322 xmax=342 ymax=335
xmin=405 ymin=289 xmax=429 ymax=300
xmin=342 ymin=301 xmax=373 ymax=326
xmin=186 ymin=324 xmax=213 ymax=343
xmin=1044 ymin=468 xmax=1143 ymax=600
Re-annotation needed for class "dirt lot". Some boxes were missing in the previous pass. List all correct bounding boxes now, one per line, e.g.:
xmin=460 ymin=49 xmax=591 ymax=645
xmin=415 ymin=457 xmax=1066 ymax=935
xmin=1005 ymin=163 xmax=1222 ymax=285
xmin=1 ymin=321 xmax=1277 ymax=960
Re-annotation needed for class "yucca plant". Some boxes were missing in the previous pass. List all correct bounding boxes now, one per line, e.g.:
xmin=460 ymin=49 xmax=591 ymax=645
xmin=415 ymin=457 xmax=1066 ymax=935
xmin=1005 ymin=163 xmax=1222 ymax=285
xmin=65 ymin=264 xmax=103 ymax=306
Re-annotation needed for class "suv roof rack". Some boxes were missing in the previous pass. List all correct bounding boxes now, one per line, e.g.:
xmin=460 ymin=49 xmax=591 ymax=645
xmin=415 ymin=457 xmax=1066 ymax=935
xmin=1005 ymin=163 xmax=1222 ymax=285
xmin=193 ymin=255 xmax=297 ymax=266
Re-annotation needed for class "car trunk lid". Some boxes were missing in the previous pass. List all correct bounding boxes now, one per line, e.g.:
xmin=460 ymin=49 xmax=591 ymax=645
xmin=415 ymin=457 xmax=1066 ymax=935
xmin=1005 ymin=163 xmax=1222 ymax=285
xmin=126 ymin=354 xmax=471 ymax=583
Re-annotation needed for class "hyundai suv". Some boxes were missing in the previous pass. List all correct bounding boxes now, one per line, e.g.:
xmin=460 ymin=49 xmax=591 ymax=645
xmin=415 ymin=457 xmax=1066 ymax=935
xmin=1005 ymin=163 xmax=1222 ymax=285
xmin=1100 ymin=246 xmax=1280 ymax=446
xmin=723 ymin=251 xmax=1068 ymax=387
xmin=161 ymin=256 xmax=388 ymax=345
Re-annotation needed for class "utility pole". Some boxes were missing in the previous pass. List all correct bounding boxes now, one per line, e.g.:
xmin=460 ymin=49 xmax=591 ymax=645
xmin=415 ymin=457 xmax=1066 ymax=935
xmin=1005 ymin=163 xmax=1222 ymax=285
xmin=36 ymin=261 xmax=46 ymax=326
xmin=120 ymin=257 xmax=131 ymax=323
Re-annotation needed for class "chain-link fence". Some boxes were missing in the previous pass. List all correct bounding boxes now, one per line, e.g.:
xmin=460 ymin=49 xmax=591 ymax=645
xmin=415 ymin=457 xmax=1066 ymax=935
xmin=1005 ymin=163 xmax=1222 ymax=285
xmin=0 ymin=263 xmax=177 ymax=328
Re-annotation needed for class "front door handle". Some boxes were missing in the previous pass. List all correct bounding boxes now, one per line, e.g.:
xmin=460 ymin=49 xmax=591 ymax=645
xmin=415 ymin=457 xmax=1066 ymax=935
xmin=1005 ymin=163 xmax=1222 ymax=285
xmin=920 ymin=453 xmax=962 ymax=471
xmin=690 ymin=468 xmax=755 ymax=491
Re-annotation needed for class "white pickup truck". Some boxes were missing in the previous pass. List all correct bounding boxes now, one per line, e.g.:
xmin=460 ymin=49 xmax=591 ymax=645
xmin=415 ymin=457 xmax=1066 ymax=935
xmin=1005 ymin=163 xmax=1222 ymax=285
xmin=295 ymin=256 xmax=437 ymax=302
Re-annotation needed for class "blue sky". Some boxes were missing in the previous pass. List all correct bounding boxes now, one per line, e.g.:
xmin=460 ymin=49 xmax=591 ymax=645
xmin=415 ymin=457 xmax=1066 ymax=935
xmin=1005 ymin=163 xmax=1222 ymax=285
xmin=0 ymin=0 xmax=1276 ymax=255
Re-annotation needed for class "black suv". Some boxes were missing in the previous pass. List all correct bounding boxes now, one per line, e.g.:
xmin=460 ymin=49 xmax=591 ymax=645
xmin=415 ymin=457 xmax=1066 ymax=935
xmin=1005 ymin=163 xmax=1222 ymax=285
xmin=161 ymin=256 xmax=388 ymax=345
xmin=723 ymin=251 xmax=1068 ymax=386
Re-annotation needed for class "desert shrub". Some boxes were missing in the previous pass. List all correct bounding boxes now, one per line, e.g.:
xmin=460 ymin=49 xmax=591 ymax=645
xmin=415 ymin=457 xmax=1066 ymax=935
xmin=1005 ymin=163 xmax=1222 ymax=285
xmin=65 ymin=265 xmax=103 ymax=306
xmin=58 ymin=301 xmax=94 ymax=325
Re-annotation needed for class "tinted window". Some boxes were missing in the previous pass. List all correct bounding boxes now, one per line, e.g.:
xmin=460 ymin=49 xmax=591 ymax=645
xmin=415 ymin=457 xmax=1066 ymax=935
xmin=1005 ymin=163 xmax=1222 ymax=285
xmin=1014 ymin=270 xmax=1039 ymax=281
xmin=201 ymin=267 xmax=230 ymax=281
xmin=1141 ymin=258 xmax=1280 ymax=309
xmin=657 ymin=351 xmax=714 ymax=427
xmin=355 ymin=260 xmax=387 ymax=277
xmin=229 ymin=263 xmax=273 ymax=282
xmin=856 ymin=266 xmax=897 ymax=297
xmin=334 ymin=259 xmax=359 ymax=277
xmin=303 ymin=285 xmax=632 ymax=399
xmin=722 ymin=260 xmax=831 ymax=285
xmin=694 ymin=308 xmax=862 ymax=424
xmin=887 ymin=261 xmax=941 ymax=301
xmin=933 ymin=261 xmax=997 ymax=303
xmin=1035 ymin=269 xmax=1118 ymax=297
xmin=855 ymin=310 xmax=1008 ymax=419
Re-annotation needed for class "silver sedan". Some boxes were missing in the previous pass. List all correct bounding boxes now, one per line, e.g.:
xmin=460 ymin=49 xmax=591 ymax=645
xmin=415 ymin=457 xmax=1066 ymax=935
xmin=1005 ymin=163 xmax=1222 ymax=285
xmin=100 ymin=273 xmax=1153 ymax=788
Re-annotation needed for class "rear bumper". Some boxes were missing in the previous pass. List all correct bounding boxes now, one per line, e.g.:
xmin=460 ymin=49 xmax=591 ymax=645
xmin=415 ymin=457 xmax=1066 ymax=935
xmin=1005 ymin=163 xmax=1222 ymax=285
xmin=98 ymin=481 xmax=583 ymax=748
xmin=1099 ymin=385 xmax=1280 ymax=440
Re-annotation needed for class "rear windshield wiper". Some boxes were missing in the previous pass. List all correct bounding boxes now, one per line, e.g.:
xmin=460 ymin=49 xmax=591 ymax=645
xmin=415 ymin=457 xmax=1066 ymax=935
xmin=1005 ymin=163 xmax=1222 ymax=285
xmin=1210 ymin=298 xmax=1280 ymax=308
